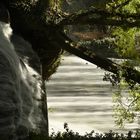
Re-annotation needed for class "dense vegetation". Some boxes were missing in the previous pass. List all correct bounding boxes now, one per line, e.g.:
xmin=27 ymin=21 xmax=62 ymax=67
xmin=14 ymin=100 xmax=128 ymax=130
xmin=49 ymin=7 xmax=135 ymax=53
xmin=29 ymin=123 xmax=140 ymax=140
xmin=29 ymin=131 xmax=140 ymax=140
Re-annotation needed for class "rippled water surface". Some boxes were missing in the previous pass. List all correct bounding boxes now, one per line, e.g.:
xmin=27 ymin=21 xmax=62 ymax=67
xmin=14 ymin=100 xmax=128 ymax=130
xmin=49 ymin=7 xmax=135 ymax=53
xmin=47 ymin=55 xmax=139 ymax=135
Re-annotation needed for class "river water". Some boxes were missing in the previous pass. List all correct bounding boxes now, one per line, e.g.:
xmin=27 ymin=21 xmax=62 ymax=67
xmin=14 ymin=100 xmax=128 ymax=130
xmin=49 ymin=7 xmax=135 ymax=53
xmin=47 ymin=55 xmax=139 ymax=135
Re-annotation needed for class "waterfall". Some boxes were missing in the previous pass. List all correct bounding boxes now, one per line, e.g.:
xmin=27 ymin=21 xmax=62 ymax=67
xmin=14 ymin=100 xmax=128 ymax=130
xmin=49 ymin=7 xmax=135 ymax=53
xmin=0 ymin=21 xmax=47 ymax=139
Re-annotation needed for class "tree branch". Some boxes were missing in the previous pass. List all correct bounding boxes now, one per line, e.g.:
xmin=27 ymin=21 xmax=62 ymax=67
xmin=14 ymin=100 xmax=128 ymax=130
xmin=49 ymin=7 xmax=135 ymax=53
xmin=58 ymin=7 xmax=140 ymax=27
xmin=5 ymin=0 xmax=140 ymax=84
xmin=51 ymin=31 xmax=140 ymax=84
xmin=61 ymin=17 xmax=140 ymax=27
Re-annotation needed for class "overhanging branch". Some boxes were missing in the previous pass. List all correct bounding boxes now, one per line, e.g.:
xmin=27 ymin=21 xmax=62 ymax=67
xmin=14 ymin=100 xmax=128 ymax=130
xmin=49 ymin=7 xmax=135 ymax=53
xmin=51 ymin=31 xmax=140 ymax=84
xmin=6 ymin=0 xmax=140 ymax=84
xmin=58 ymin=7 xmax=140 ymax=27
xmin=60 ymin=17 xmax=140 ymax=27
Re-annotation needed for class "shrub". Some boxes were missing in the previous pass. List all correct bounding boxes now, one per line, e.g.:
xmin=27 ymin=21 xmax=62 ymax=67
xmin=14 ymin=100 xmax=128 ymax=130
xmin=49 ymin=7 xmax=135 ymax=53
xmin=29 ymin=123 xmax=140 ymax=140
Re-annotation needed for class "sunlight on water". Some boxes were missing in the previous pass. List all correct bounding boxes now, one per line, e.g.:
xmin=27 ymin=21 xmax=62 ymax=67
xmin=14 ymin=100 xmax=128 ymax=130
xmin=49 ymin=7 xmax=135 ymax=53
xmin=47 ymin=55 xmax=139 ymax=135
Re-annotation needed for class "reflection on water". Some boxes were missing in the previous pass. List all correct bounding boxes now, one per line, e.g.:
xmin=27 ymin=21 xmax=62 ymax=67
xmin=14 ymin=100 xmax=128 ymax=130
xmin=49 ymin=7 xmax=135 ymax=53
xmin=47 ymin=55 xmax=139 ymax=135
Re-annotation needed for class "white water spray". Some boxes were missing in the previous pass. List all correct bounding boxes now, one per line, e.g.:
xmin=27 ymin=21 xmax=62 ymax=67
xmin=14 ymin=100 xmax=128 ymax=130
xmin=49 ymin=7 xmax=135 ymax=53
xmin=0 ymin=21 xmax=47 ymax=139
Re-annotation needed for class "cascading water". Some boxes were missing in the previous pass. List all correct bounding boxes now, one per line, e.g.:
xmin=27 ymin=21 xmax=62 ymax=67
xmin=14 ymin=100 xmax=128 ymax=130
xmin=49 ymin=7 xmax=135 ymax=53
xmin=0 ymin=21 xmax=47 ymax=139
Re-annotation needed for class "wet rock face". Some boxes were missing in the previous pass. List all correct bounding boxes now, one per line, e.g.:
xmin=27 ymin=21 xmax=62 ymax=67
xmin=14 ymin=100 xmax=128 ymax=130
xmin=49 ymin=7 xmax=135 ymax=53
xmin=0 ymin=21 xmax=47 ymax=139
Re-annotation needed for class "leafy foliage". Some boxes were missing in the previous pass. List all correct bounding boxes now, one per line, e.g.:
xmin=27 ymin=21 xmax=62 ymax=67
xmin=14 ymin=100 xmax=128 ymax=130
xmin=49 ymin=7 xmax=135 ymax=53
xmin=29 ymin=123 xmax=140 ymax=140
xmin=101 ymin=0 xmax=140 ymax=127
xmin=112 ymin=28 xmax=138 ymax=58
xmin=106 ymin=0 xmax=140 ymax=13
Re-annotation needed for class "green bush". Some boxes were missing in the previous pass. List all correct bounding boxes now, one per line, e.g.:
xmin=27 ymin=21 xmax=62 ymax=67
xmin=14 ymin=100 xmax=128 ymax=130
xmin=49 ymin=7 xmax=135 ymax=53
xmin=29 ymin=123 xmax=140 ymax=140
